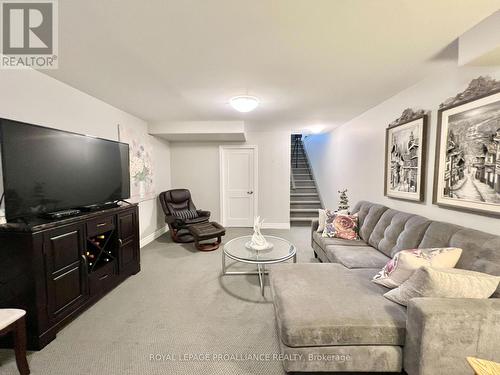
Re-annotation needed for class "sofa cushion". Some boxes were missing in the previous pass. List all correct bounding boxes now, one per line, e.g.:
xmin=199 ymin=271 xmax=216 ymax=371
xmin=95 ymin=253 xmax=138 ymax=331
xmin=419 ymin=221 xmax=462 ymax=248
xmin=269 ymin=263 xmax=407 ymax=347
xmin=420 ymin=222 xmax=500 ymax=297
xmin=351 ymin=201 xmax=388 ymax=242
xmin=325 ymin=245 xmax=390 ymax=269
xmin=391 ymin=215 xmax=431 ymax=257
xmin=312 ymin=230 xmax=366 ymax=249
xmin=368 ymin=209 xmax=430 ymax=257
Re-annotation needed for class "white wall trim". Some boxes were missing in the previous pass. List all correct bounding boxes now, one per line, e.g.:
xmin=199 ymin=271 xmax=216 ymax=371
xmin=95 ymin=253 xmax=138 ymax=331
xmin=140 ymin=225 xmax=168 ymax=248
xmin=261 ymin=222 xmax=290 ymax=230
xmin=219 ymin=145 xmax=259 ymax=227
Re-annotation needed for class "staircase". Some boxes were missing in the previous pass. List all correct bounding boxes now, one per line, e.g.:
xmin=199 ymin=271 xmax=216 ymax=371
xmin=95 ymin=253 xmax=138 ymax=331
xmin=290 ymin=135 xmax=322 ymax=226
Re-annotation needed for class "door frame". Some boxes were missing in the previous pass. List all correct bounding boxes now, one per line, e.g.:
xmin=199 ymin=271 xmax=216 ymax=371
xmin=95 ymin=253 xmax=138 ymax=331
xmin=219 ymin=145 xmax=258 ymax=227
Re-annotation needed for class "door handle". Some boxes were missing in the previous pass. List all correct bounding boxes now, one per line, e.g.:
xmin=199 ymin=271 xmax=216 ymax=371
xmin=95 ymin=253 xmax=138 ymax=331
xmin=247 ymin=191 xmax=254 ymax=195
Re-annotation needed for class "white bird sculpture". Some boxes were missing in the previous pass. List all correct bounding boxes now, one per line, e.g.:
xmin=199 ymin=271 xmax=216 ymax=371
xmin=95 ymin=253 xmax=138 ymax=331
xmin=248 ymin=216 xmax=271 ymax=250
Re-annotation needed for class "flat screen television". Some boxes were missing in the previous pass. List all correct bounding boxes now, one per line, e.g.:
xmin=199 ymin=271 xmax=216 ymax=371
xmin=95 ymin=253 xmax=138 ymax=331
xmin=0 ymin=118 xmax=130 ymax=221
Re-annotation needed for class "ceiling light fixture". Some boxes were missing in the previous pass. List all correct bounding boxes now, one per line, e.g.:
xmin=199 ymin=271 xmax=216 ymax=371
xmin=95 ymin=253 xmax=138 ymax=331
xmin=230 ymin=95 xmax=259 ymax=113
xmin=308 ymin=125 xmax=325 ymax=134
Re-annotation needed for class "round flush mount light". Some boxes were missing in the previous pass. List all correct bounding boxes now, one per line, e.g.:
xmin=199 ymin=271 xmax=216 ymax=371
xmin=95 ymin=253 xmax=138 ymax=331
xmin=230 ymin=95 xmax=259 ymax=113
xmin=308 ymin=125 xmax=325 ymax=134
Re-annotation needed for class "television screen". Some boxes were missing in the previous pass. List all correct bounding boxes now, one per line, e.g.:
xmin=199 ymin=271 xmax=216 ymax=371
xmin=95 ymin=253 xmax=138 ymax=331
xmin=0 ymin=119 xmax=130 ymax=221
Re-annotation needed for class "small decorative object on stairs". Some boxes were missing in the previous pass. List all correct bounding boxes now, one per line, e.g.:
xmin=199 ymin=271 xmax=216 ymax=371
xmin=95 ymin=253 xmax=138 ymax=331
xmin=338 ymin=189 xmax=350 ymax=212
xmin=246 ymin=216 xmax=273 ymax=251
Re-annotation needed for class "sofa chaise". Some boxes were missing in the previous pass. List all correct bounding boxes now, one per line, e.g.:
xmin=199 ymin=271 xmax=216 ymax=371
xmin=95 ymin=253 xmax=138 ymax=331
xmin=270 ymin=201 xmax=500 ymax=374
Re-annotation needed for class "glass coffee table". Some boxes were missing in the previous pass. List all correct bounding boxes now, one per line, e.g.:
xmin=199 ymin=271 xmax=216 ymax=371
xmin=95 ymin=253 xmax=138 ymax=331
xmin=222 ymin=235 xmax=297 ymax=296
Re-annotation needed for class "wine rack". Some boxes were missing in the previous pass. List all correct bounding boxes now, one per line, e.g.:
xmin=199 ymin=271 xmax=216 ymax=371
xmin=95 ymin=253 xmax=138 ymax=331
xmin=85 ymin=229 xmax=117 ymax=272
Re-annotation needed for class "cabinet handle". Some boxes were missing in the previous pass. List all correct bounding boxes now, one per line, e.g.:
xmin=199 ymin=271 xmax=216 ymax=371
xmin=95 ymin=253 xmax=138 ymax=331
xmin=81 ymin=254 xmax=88 ymax=267
xmin=97 ymin=223 xmax=107 ymax=227
xmin=118 ymin=239 xmax=123 ymax=246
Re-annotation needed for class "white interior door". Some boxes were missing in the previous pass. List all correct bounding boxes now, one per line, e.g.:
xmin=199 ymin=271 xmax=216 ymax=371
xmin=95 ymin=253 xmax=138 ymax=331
xmin=221 ymin=146 xmax=257 ymax=227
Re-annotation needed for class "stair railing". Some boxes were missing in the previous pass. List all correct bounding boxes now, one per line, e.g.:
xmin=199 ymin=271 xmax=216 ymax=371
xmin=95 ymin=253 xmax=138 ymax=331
xmin=292 ymin=135 xmax=301 ymax=169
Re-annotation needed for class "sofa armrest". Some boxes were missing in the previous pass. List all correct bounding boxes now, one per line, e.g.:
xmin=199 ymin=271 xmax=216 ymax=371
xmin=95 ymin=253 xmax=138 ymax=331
xmin=311 ymin=219 xmax=319 ymax=248
xmin=404 ymin=297 xmax=500 ymax=375
xmin=311 ymin=219 xmax=319 ymax=232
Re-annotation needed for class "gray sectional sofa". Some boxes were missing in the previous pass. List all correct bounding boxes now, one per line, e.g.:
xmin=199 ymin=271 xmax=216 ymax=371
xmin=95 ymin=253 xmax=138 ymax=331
xmin=270 ymin=201 xmax=500 ymax=374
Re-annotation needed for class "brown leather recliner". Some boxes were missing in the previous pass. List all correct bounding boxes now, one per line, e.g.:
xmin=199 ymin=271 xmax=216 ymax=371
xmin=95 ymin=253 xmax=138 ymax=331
xmin=159 ymin=189 xmax=211 ymax=243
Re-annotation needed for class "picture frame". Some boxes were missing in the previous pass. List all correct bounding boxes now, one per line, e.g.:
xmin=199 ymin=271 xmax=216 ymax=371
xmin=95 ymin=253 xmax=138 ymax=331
xmin=433 ymin=76 xmax=500 ymax=217
xmin=384 ymin=109 xmax=428 ymax=202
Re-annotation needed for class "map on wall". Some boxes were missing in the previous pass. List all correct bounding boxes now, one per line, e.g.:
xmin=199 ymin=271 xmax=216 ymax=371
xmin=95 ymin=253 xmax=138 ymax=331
xmin=118 ymin=124 xmax=155 ymax=202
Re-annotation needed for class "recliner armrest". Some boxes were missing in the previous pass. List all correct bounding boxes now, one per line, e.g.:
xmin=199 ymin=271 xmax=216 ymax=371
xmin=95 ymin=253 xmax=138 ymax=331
xmin=165 ymin=215 xmax=184 ymax=227
xmin=404 ymin=297 xmax=500 ymax=375
xmin=197 ymin=210 xmax=211 ymax=218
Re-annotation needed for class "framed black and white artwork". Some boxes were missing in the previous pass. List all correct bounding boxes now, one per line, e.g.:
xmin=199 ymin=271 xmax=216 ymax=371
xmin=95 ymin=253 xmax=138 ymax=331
xmin=434 ymin=76 xmax=500 ymax=216
xmin=384 ymin=109 xmax=428 ymax=202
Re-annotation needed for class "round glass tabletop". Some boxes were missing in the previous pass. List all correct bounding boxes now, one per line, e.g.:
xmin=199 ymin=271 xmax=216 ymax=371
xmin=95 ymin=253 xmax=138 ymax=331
xmin=223 ymin=235 xmax=296 ymax=264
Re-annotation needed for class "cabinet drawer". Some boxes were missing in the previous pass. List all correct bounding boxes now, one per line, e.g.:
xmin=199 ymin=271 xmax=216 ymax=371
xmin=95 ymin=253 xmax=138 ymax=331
xmin=87 ymin=216 xmax=115 ymax=237
xmin=89 ymin=261 xmax=117 ymax=296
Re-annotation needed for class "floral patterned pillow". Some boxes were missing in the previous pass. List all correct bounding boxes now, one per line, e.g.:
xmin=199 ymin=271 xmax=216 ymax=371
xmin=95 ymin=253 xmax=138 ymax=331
xmin=321 ymin=210 xmax=360 ymax=241
xmin=372 ymin=247 xmax=463 ymax=288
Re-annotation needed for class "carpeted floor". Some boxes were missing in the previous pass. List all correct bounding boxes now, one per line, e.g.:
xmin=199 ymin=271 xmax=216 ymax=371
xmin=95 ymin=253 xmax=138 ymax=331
xmin=0 ymin=226 xmax=317 ymax=375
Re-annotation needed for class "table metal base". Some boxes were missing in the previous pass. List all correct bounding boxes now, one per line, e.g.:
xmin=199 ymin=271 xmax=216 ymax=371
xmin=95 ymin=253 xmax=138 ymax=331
xmin=222 ymin=252 xmax=297 ymax=297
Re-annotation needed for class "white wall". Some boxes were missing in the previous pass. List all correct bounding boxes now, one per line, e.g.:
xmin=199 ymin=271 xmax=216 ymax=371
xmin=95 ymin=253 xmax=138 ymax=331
xmin=304 ymin=63 xmax=500 ymax=235
xmin=0 ymin=69 xmax=171 ymax=242
xmin=169 ymin=130 xmax=291 ymax=228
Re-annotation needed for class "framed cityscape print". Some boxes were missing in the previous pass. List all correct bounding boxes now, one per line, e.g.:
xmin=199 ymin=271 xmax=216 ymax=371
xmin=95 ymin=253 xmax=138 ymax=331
xmin=434 ymin=76 xmax=500 ymax=216
xmin=384 ymin=109 xmax=428 ymax=202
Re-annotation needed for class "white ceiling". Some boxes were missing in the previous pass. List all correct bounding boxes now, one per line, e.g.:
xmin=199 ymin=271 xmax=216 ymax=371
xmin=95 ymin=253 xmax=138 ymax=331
xmin=45 ymin=0 xmax=500 ymax=131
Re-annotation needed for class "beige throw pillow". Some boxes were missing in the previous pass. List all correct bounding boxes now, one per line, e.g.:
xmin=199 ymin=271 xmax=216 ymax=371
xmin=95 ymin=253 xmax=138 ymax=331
xmin=384 ymin=266 xmax=500 ymax=306
xmin=317 ymin=209 xmax=327 ymax=233
xmin=372 ymin=247 xmax=462 ymax=288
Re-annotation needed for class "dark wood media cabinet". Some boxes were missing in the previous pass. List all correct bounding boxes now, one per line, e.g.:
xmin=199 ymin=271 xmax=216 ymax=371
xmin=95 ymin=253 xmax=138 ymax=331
xmin=0 ymin=204 xmax=140 ymax=350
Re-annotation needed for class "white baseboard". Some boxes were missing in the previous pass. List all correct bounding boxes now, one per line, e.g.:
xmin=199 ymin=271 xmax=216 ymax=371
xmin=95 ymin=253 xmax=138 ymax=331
xmin=140 ymin=225 xmax=168 ymax=248
xmin=261 ymin=222 xmax=291 ymax=230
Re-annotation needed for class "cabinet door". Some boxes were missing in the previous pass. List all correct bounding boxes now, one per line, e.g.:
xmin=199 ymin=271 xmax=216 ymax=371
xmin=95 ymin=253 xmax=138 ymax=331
xmin=118 ymin=209 xmax=140 ymax=275
xmin=44 ymin=223 xmax=88 ymax=323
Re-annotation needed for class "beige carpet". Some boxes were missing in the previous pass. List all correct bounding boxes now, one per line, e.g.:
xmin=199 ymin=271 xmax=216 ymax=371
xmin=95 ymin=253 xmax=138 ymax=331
xmin=0 ymin=226 xmax=317 ymax=375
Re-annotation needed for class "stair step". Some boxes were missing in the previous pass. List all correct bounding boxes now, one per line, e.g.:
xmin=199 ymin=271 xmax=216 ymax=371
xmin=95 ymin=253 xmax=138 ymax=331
xmin=295 ymin=181 xmax=315 ymax=186
xmin=290 ymin=204 xmax=322 ymax=209
xmin=291 ymin=193 xmax=319 ymax=196
xmin=293 ymin=187 xmax=317 ymax=192
xmin=290 ymin=201 xmax=321 ymax=204
xmin=290 ymin=217 xmax=316 ymax=222
xmin=291 ymin=196 xmax=320 ymax=202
